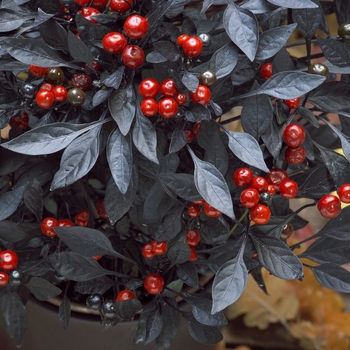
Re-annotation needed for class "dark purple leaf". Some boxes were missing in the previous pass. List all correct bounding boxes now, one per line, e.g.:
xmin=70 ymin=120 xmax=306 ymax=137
xmin=209 ymin=43 xmax=238 ymax=79
xmin=1 ymin=120 xmax=105 ymax=155
xmin=223 ymin=4 xmax=259 ymax=62
xmin=155 ymin=203 xmax=184 ymax=241
xmin=185 ymin=103 xmax=211 ymax=122
xmin=224 ymin=128 xmax=269 ymax=172
xmin=67 ymin=31 xmax=94 ymax=67
xmin=177 ymin=262 xmax=199 ymax=288
xmin=114 ymin=299 xmax=142 ymax=320
xmin=39 ymin=17 xmax=68 ymax=51
xmin=211 ymin=244 xmax=248 ymax=313
xmin=309 ymin=263 xmax=350 ymax=292
xmin=272 ymin=47 xmax=294 ymax=74
xmin=0 ymin=9 xmax=28 ymax=32
xmin=169 ymin=128 xmax=187 ymax=153
xmin=74 ymin=276 xmax=115 ymax=295
xmin=256 ymin=23 xmax=297 ymax=60
xmin=298 ymin=106 xmax=319 ymax=128
xmin=146 ymin=50 xmax=168 ymax=63
xmin=168 ymin=236 xmax=191 ymax=265
xmin=132 ymin=111 xmax=158 ymax=164
xmin=108 ymin=86 xmax=135 ymax=136
xmin=23 ymin=179 xmax=43 ymax=221
xmin=107 ymin=128 xmax=132 ymax=195
xmin=231 ymin=55 xmax=256 ymax=86
xmin=317 ymin=36 xmax=350 ymax=68
xmin=187 ymin=147 xmax=234 ymax=219
xmin=318 ymin=206 xmax=350 ymax=240
xmin=0 ymin=184 xmax=27 ymax=221
xmin=92 ymin=88 xmax=111 ymax=107
xmin=182 ymin=70 xmax=199 ymax=92
xmin=241 ymin=0 xmax=276 ymax=13
xmin=201 ymin=217 xmax=230 ymax=245
xmin=153 ymin=40 xmax=180 ymax=62
xmin=334 ymin=0 xmax=350 ymax=26
xmin=59 ymin=296 xmax=71 ymax=330
xmin=101 ymin=66 xmax=125 ymax=89
xmin=144 ymin=304 xmax=163 ymax=344
xmin=24 ymin=277 xmax=61 ymax=301
xmin=0 ymin=221 xmax=27 ymax=242
xmin=266 ymin=0 xmax=318 ymax=8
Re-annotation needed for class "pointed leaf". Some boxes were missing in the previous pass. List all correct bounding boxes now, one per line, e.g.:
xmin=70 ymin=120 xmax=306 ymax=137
xmin=209 ymin=42 xmax=238 ymax=79
xmin=39 ymin=17 xmax=68 ymax=51
xmin=317 ymin=36 xmax=350 ymax=68
xmin=317 ymin=206 xmax=350 ymax=240
xmin=187 ymin=147 xmax=234 ymax=219
xmin=0 ymin=184 xmax=27 ymax=221
xmin=177 ymin=262 xmax=199 ymax=288
xmin=223 ymin=4 xmax=259 ymax=62
xmin=182 ymin=70 xmax=199 ymax=92
xmin=23 ymin=179 xmax=43 ymax=221
xmin=169 ymin=128 xmax=187 ymax=153
xmin=24 ymin=277 xmax=61 ymax=301
xmin=266 ymin=0 xmax=318 ymax=8
xmin=59 ymin=296 xmax=71 ymax=330
xmin=67 ymin=31 xmax=94 ymax=67
xmin=0 ymin=221 xmax=27 ymax=242
xmin=167 ymin=236 xmax=191 ymax=265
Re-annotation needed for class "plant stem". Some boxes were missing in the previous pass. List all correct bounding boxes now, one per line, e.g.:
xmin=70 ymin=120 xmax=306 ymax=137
xmin=229 ymin=209 xmax=249 ymax=236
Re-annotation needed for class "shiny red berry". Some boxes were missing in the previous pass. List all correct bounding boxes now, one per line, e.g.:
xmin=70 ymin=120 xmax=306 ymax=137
xmin=123 ymin=14 xmax=148 ymax=39
xmin=158 ymin=97 xmax=178 ymax=118
xmin=187 ymin=204 xmax=200 ymax=218
xmin=71 ymin=74 xmax=93 ymax=92
xmin=29 ymin=65 xmax=47 ymax=77
xmin=58 ymin=219 xmax=75 ymax=227
xmin=260 ymin=63 xmax=273 ymax=80
xmin=279 ymin=179 xmax=298 ymax=199
xmin=140 ymin=99 xmax=158 ymax=117
xmin=267 ymin=184 xmax=276 ymax=196
xmin=78 ymin=7 xmax=100 ymax=24
xmin=138 ymin=78 xmax=159 ymax=99
xmin=183 ymin=36 xmax=203 ymax=57
xmin=116 ymin=289 xmax=136 ymax=301
xmin=52 ymin=85 xmax=67 ymax=102
xmin=159 ymin=78 xmax=178 ymax=97
xmin=0 ymin=250 xmax=19 ymax=271
xmin=188 ymin=246 xmax=198 ymax=261
xmin=142 ymin=243 xmax=154 ymax=258
xmin=41 ymin=217 xmax=59 ymax=237
xmin=317 ymin=194 xmax=341 ymax=219
xmin=75 ymin=210 xmax=89 ymax=227
xmin=0 ymin=272 xmax=9 ymax=286
xmin=121 ymin=45 xmax=145 ymax=69
xmin=109 ymin=0 xmax=132 ymax=13
xmin=240 ymin=188 xmax=260 ymax=209
xmin=96 ymin=200 xmax=108 ymax=219
xmin=40 ymin=82 xmax=54 ymax=91
xmin=176 ymin=93 xmax=187 ymax=105
xmin=250 ymin=204 xmax=271 ymax=224
xmin=190 ymin=84 xmax=211 ymax=105
xmin=282 ymin=123 xmax=306 ymax=148
xmin=250 ymin=176 xmax=269 ymax=193
xmin=177 ymin=34 xmax=190 ymax=47
xmin=233 ymin=167 xmax=254 ymax=187
xmin=285 ymin=97 xmax=301 ymax=109
xmin=91 ymin=0 xmax=108 ymax=9
xmin=192 ymin=122 xmax=201 ymax=138
xmin=151 ymin=241 xmax=168 ymax=255
xmin=203 ymin=202 xmax=222 ymax=218
xmin=338 ymin=184 xmax=350 ymax=203
xmin=285 ymin=146 xmax=306 ymax=164
xmin=265 ymin=168 xmax=289 ymax=192
xmin=186 ymin=229 xmax=201 ymax=246
xmin=35 ymin=90 xmax=55 ymax=108
xmin=144 ymin=273 xmax=164 ymax=294
xmin=102 ymin=32 xmax=127 ymax=54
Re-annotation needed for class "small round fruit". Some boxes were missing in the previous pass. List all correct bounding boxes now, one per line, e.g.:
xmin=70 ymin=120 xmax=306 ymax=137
xmin=20 ymin=83 xmax=37 ymax=99
xmin=251 ymin=176 xmax=269 ymax=193
xmin=176 ymin=93 xmax=187 ymax=105
xmin=58 ymin=219 xmax=75 ymax=227
xmin=282 ymin=123 xmax=306 ymax=148
xmin=101 ymin=300 xmax=116 ymax=318
xmin=75 ymin=0 xmax=90 ymax=5
xmin=190 ymin=85 xmax=211 ymax=105
xmin=52 ymin=85 xmax=67 ymax=102
xmin=177 ymin=34 xmax=190 ymax=47
xmin=96 ymin=199 xmax=108 ymax=219
xmin=92 ymin=255 xmax=103 ymax=260
xmin=121 ymin=45 xmax=145 ymax=69
xmin=35 ymin=90 xmax=55 ymax=108
xmin=102 ymin=32 xmax=127 ymax=54
xmin=9 ymin=112 xmax=29 ymax=130
xmin=267 ymin=184 xmax=276 ymax=196
xmin=159 ymin=78 xmax=178 ymax=97
xmin=259 ymin=192 xmax=271 ymax=206
xmin=233 ymin=167 xmax=254 ymax=187
xmin=67 ymin=88 xmax=85 ymax=106
xmin=260 ymin=63 xmax=273 ymax=80
xmin=71 ymin=74 xmax=93 ymax=92
xmin=338 ymin=22 xmax=350 ymax=41
xmin=78 ymin=7 xmax=100 ymax=24
xmin=0 ymin=250 xmax=19 ymax=271
xmin=140 ymin=99 xmax=158 ymax=117
xmin=91 ymin=0 xmax=108 ymax=9
xmin=144 ymin=273 xmax=164 ymax=294
xmin=338 ymin=184 xmax=350 ymax=203
xmin=142 ymin=243 xmax=154 ymax=259
xmin=151 ymin=241 xmax=168 ymax=255
xmin=158 ymin=97 xmax=178 ymax=118
xmin=9 ymin=269 xmax=22 ymax=285
xmin=240 ymin=188 xmax=260 ymax=209
xmin=86 ymin=293 xmax=104 ymax=309
xmin=187 ymin=204 xmax=201 ymax=218
xmin=203 ymin=202 xmax=221 ymax=218
xmin=317 ymin=194 xmax=341 ymax=219
xmin=199 ymin=70 xmax=217 ymax=87
xmin=285 ymin=146 xmax=306 ymax=164
xmin=116 ymin=289 xmax=136 ymax=301
xmin=138 ymin=78 xmax=159 ymax=99
xmin=123 ymin=14 xmax=148 ymax=39
xmin=186 ymin=229 xmax=201 ymax=246
xmin=110 ymin=0 xmax=132 ymax=13
xmin=188 ymin=246 xmax=198 ymax=261
xmin=183 ymin=36 xmax=203 ymax=57
xmin=279 ymin=179 xmax=298 ymax=199
xmin=250 ymin=204 xmax=271 ymax=225
xmin=198 ymin=33 xmax=212 ymax=47
xmin=41 ymin=217 xmax=59 ymax=237
xmin=0 ymin=272 xmax=9 ymax=286
xmin=29 ymin=65 xmax=47 ymax=77
xmin=40 ymin=82 xmax=54 ymax=91
xmin=308 ymin=62 xmax=329 ymax=77
xmin=265 ymin=168 xmax=288 ymax=192
xmin=75 ymin=210 xmax=89 ymax=227
xmin=45 ymin=67 xmax=64 ymax=85
xmin=184 ymin=130 xmax=194 ymax=143
xmin=280 ymin=223 xmax=294 ymax=241
xmin=285 ymin=97 xmax=301 ymax=109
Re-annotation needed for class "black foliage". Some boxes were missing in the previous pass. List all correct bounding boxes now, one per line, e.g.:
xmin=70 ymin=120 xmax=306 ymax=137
xmin=1 ymin=0 xmax=350 ymax=348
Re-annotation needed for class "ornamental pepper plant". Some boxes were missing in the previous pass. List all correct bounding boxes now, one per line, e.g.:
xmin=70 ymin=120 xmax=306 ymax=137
xmin=2 ymin=0 xmax=350 ymax=348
